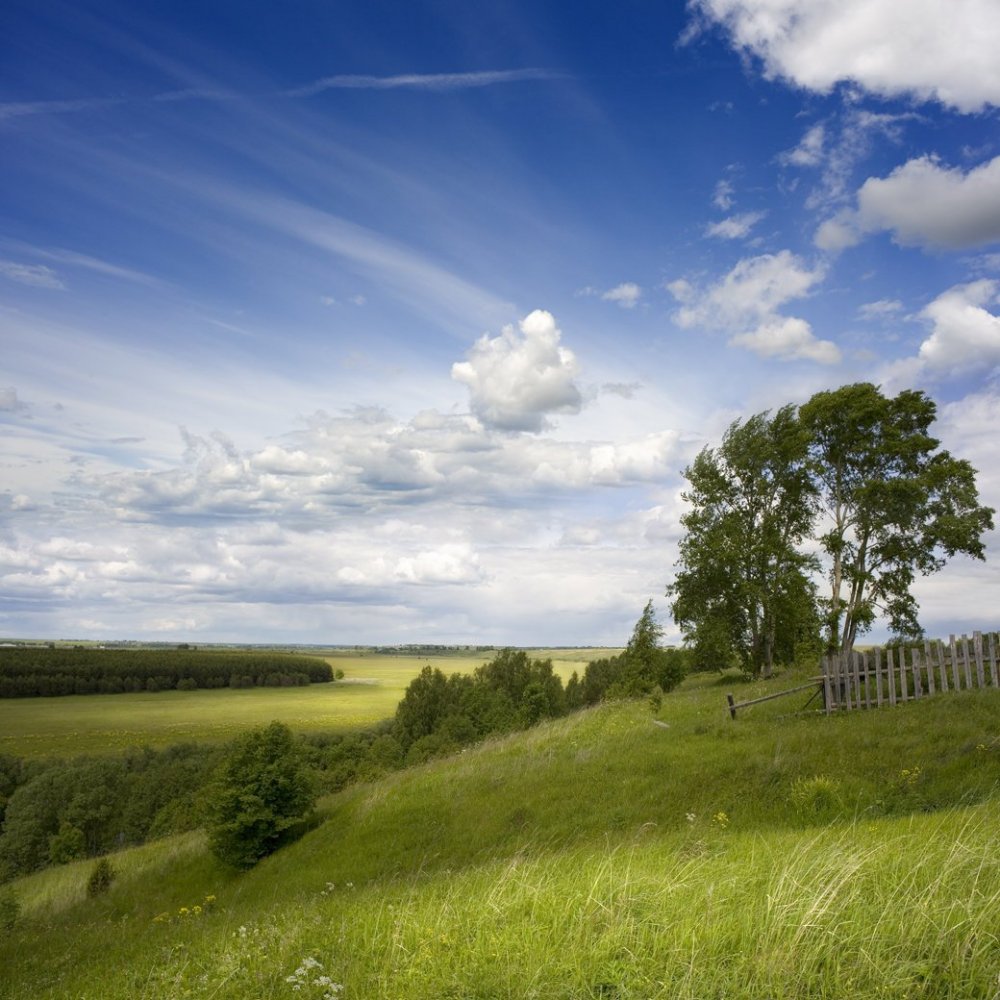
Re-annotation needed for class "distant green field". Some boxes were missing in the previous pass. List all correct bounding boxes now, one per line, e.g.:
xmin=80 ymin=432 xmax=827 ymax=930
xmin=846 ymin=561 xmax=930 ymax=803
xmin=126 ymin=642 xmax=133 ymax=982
xmin=0 ymin=649 xmax=612 ymax=758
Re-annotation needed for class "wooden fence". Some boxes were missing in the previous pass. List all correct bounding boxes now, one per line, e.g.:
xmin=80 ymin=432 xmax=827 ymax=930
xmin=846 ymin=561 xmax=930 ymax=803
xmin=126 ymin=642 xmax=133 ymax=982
xmin=821 ymin=631 xmax=999 ymax=713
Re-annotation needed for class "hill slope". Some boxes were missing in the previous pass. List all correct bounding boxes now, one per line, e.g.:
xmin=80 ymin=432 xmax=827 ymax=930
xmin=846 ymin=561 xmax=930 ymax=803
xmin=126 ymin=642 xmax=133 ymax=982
xmin=4 ymin=673 xmax=1000 ymax=999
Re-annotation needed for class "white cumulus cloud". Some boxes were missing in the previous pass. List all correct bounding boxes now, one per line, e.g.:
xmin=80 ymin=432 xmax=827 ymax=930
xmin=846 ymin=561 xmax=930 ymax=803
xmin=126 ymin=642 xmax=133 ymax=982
xmin=917 ymin=280 xmax=1000 ymax=374
xmin=689 ymin=0 xmax=1000 ymax=112
xmin=451 ymin=309 xmax=583 ymax=431
xmin=669 ymin=251 xmax=840 ymax=363
xmin=857 ymin=155 xmax=1000 ymax=251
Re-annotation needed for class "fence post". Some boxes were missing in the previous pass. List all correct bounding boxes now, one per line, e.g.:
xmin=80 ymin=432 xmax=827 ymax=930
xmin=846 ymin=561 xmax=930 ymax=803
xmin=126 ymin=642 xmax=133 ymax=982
xmin=822 ymin=655 xmax=833 ymax=714
xmin=974 ymin=632 xmax=985 ymax=689
xmin=989 ymin=633 xmax=999 ymax=688
xmin=887 ymin=646 xmax=897 ymax=706
xmin=950 ymin=634 xmax=960 ymax=690
xmin=923 ymin=640 xmax=936 ymax=695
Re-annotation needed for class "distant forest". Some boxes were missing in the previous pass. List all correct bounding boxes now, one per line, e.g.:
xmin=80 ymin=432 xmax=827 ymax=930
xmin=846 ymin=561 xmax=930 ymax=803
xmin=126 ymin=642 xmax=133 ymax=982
xmin=0 ymin=648 xmax=333 ymax=698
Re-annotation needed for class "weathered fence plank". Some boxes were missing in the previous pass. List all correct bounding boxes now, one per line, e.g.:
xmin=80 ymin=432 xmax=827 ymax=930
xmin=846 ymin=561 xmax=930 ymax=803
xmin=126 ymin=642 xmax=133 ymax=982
xmin=934 ymin=639 xmax=948 ymax=694
xmin=874 ymin=646 xmax=883 ymax=707
xmin=814 ymin=627 xmax=997 ymax=719
xmin=974 ymin=631 xmax=985 ymax=689
xmin=885 ymin=646 xmax=896 ymax=706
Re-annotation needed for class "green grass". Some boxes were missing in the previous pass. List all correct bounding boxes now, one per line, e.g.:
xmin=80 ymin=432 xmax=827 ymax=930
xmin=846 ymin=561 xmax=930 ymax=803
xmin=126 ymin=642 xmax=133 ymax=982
xmin=4 ymin=669 xmax=1000 ymax=998
xmin=0 ymin=651 xmax=600 ymax=758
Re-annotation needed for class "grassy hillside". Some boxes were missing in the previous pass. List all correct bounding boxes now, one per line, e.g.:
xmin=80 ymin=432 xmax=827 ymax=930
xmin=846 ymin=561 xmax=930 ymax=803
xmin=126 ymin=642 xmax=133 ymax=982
xmin=4 ymin=671 xmax=1000 ymax=998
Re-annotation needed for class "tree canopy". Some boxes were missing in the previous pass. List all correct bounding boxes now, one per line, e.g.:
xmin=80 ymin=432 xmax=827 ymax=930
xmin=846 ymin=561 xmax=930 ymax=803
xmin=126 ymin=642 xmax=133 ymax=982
xmin=800 ymin=383 xmax=994 ymax=655
xmin=668 ymin=406 xmax=819 ymax=677
xmin=669 ymin=385 xmax=994 ymax=674
xmin=207 ymin=722 xmax=315 ymax=870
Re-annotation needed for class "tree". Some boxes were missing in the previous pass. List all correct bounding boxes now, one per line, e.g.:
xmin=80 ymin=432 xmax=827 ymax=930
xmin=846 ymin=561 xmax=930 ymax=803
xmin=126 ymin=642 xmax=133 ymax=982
xmin=800 ymin=383 xmax=994 ymax=656
xmin=578 ymin=602 xmax=686 ymax=701
xmin=207 ymin=722 xmax=315 ymax=870
xmin=668 ymin=406 xmax=819 ymax=678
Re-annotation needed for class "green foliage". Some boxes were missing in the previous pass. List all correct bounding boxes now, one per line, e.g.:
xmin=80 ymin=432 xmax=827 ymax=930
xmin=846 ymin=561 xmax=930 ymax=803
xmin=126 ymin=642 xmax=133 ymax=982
xmin=578 ymin=602 xmax=687 ymax=702
xmin=48 ymin=821 xmax=86 ymax=864
xmin=392 ymin=650 xmax=569 ymax=763
xmin=800 ymin=383 xmax=994 ymax=655
xmin=85 ymin=857 xmax=116 ymax=898
xmin=0 ymin=647 xmax=333 ymax=698
xmin=207 ymin=722 xmax=316 ymax=870
xmin=669 ymin=406 xmax=819 ymax=679
xmin=0 ymin=743 xmax=220 ymax=880
xmin=671 ymin=385 xmax=993 ymax=668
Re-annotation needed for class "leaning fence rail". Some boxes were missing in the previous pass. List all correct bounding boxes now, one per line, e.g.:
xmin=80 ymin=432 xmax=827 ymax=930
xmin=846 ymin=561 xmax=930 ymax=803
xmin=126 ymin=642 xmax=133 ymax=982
xmin=821 ymin=631 xmax=999 ymax=713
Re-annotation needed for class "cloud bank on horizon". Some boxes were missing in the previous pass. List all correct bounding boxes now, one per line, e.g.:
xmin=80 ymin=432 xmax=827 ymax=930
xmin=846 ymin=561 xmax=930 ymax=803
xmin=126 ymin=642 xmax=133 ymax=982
xmin=1 ymin=0 xmax=999 ymax=645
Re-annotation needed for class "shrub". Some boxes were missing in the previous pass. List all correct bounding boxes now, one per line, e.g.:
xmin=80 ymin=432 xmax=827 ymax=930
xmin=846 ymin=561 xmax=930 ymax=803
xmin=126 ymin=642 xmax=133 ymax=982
xmin=207 ymin=722 xmax=315 ymax=870
xmin=86 ymin=857 xmax=116 ymax=897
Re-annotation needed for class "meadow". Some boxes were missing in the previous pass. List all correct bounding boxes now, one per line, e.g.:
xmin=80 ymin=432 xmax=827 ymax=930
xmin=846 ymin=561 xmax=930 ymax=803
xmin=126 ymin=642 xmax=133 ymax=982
xmin=3 ymin=667 xmax=1000 ymax=998
xmin=0 ymin=650 xmax=606 ymax=757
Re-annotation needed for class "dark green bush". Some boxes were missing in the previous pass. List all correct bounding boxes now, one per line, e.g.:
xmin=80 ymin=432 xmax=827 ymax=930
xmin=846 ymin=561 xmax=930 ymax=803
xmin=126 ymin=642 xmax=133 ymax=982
xmin=207 ymin=722 xmax=315 ymax=870
xmin=86 ymin=857 xmax=115 ymax=897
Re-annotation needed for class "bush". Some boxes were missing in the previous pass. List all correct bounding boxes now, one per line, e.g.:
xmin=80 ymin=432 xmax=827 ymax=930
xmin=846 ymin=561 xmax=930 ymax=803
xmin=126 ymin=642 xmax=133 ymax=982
xmin=207 ymin=722 xmax=315 ymax=870
xmin=86 ymin=858 xmax=116 ymax=897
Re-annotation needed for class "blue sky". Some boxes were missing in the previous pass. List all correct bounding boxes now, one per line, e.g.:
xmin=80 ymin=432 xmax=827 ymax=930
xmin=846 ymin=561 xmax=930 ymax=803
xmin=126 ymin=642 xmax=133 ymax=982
xmin=2 ymin=0 xmax=1000 ymax=645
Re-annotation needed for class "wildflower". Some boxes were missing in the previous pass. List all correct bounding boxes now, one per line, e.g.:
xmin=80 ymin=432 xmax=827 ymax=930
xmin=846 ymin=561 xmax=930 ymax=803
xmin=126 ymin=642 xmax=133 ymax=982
xmin=712 ymin=811 xmax=730 ymax=829
xmin=685 ymin=812 xmax=696 ymax=824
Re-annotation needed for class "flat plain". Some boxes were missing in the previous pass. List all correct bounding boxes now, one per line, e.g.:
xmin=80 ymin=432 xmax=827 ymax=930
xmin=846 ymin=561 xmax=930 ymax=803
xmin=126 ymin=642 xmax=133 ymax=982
xmin=0 ymin=649 xmax=613 ymax=757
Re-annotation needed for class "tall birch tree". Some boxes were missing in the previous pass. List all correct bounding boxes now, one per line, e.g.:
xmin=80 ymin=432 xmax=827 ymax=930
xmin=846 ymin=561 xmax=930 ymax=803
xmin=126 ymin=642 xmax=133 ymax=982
xmin=668 ymin=406 xmax=819 ymax=678
xmin=799 ymin=383 xmax=994 ymax=657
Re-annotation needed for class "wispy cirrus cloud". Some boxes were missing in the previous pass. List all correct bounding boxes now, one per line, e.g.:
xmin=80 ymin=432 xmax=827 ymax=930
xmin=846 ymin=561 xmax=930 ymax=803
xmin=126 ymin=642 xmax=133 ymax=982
xmin=0 ymin=97 xmax=127 ymax=122
xmin=2 ymin=242 xmax=165 ymax=288
xmin=284 ymin=68 xmax=565 ymax=99
xmin=0 ymin=260 xmax=65 ymax=289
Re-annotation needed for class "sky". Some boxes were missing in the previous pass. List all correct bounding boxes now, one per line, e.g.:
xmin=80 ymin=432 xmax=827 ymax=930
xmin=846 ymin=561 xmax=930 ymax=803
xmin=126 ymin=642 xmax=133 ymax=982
xmin=2 ymin=0 xmax=1000 ymax=646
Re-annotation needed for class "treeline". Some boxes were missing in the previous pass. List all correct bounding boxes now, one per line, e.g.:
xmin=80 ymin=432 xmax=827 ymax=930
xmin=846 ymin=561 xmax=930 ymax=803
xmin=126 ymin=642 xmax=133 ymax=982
xmin=0 ymin=648 xmax=333 ymax=698
xmin=317 ymin=603 xmax=688 ymax=776
xmin=0 ymin=745 xmax=221 ymax=880
xmin=0 ymin=606 xmax=688 ymax=880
